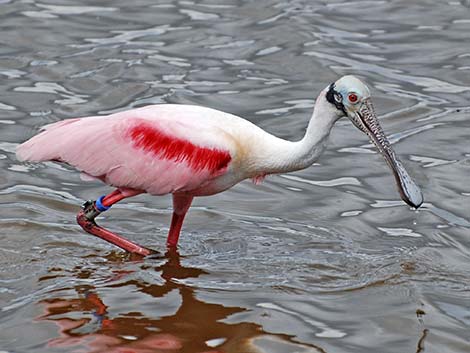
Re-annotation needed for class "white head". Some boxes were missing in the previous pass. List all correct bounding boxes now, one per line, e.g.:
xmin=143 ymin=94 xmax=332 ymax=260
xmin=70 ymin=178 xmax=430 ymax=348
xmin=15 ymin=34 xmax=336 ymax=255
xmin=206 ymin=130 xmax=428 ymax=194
xmin=324 ymin=75 xmax=423 ymax=208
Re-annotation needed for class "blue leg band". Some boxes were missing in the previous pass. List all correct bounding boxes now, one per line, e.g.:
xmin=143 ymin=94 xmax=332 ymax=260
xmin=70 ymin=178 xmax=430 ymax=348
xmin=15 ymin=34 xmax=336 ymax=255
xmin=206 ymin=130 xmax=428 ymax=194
xmin=95 ymin=195 xmax=111 ymax=212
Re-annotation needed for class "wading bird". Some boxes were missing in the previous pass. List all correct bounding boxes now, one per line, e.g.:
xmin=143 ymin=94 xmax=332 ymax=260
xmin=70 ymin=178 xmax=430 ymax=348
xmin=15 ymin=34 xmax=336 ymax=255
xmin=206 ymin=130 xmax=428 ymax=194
xmin=17 ymin=75 xmax=423 ymax=256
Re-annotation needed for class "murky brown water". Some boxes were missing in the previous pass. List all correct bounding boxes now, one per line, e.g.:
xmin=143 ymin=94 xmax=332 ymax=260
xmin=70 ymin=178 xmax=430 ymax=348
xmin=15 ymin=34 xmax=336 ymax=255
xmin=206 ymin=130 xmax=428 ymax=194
xmin=1 ymin=1 xmax=470 ymax=352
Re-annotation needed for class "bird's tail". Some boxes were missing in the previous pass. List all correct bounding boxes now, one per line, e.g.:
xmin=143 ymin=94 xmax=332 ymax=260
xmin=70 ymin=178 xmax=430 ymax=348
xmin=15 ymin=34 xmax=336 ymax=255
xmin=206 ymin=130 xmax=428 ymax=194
xmin=16 ymin=118 xmax=82 ymax=162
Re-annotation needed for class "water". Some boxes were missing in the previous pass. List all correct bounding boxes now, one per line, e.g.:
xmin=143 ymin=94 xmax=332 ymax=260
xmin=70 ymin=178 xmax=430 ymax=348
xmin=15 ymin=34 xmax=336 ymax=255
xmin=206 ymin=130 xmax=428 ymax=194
xmin=1 ymin=1 xmax=470 ymax=352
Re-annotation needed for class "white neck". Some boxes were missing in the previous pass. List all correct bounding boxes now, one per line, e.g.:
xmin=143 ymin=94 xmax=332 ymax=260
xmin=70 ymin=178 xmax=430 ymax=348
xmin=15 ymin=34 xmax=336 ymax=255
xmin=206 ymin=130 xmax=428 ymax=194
xmin=253 ymin=90 xmax=340 ymax=175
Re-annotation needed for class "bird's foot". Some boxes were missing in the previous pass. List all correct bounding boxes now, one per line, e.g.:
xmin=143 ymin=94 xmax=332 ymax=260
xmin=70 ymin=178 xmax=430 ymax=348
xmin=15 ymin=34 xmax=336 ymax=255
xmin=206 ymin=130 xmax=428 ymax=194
xmin=77 ymin=199 xmax=157 ymax=257
xmin=81 ymin=200 xmax=101 ymax=223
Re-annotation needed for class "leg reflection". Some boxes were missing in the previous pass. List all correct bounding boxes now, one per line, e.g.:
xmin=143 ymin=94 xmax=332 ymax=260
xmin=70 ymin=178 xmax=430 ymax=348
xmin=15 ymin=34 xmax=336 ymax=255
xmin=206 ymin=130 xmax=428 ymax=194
xmin=36 ymin=251 xmax=324 ymax=353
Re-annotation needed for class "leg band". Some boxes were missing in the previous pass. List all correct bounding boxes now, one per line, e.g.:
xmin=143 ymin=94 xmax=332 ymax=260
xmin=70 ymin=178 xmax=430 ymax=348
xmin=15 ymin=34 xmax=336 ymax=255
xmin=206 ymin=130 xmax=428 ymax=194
xmin=95 ymin=195 xmax=111 ymax=212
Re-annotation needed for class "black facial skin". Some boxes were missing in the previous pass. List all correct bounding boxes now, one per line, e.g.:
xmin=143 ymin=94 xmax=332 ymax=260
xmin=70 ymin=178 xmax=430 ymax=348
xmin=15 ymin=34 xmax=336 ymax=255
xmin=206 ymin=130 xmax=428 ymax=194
xmin=325 ymin=83 xmax=347 ymax=115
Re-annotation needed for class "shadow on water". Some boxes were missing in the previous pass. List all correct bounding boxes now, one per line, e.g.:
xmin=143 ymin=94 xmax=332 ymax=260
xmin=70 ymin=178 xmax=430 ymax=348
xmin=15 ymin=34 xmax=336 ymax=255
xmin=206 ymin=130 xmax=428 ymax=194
xmin=35 ymin=251 xmax=324 ymax=353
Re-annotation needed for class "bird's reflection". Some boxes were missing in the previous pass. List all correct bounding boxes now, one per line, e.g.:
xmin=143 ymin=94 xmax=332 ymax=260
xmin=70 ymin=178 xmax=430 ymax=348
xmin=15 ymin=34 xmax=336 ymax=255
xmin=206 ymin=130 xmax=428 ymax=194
xmin=36 ymin=250 xmax=313 ymax=353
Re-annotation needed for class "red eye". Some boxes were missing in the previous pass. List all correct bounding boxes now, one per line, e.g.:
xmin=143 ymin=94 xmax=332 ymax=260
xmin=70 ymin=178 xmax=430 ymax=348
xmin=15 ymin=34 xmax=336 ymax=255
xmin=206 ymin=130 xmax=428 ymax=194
xmin=348 ymin=93 xmax=358 ymax=103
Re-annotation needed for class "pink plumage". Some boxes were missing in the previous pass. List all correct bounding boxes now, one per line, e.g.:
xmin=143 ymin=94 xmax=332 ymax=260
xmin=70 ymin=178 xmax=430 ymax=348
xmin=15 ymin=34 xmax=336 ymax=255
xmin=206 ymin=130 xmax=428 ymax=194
xmin=17 ymin=105 xmax=235 ymax=196
xmin=127 ymin=119 xmax=231 ymax=174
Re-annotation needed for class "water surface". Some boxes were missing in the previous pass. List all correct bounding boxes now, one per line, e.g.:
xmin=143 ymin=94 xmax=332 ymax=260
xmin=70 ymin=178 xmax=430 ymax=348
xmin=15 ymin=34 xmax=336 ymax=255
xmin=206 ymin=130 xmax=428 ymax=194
xmin=1 ymin=1 xmax=470 ymax=352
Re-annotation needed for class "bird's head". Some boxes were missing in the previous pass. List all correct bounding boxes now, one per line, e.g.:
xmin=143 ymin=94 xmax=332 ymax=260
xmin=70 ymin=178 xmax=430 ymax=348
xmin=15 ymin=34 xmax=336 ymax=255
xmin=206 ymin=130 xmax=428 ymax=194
xmin=325 ymin=75 xmax=423 ymax=209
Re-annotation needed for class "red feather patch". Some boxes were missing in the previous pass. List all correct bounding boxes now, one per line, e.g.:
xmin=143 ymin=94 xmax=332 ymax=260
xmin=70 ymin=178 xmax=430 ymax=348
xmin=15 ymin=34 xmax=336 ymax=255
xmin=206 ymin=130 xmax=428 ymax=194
xmin=127 ymin=120 xmax=231 ymax=173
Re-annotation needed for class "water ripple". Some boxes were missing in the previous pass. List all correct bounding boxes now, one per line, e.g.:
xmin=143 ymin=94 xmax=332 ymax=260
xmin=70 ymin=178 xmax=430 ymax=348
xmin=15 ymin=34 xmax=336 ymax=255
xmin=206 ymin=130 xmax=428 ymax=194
xmin=257 ymin=302 xmax=346 ymax=338
xmin=179 ymin=8 xmax=220 ymax=21
xmin=14 ymin=82 xmax=88 ymax=105
xmin=281 ymin=175 xmax=362 ymax=187
xmin=305 ymin=51 xmax=470 ymax=94
xmin=73 ymin=25 xmax=190 ymax=48
xmin=35 ymin=3 xmax=117 ymax=16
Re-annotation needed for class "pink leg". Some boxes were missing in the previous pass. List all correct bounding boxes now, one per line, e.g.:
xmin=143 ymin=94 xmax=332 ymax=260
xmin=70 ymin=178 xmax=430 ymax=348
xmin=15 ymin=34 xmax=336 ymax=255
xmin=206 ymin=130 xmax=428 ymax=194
xmin=76 ymin=188 xmax=156 ymax=256
xmin=167 ymin=194 xmax=193 ymax=248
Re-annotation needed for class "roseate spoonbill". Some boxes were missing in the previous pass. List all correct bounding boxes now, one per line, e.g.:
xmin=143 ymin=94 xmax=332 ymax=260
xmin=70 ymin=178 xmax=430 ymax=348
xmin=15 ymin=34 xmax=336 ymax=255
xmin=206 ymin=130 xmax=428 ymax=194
xmin=17 ymin=75 xmax=423 ymax=256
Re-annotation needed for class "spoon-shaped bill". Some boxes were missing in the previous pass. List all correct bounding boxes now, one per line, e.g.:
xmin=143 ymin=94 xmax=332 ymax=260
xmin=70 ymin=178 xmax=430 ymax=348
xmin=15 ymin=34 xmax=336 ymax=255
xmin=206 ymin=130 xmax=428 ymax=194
xmin=352 ymin=99 xmax=423 ymax=208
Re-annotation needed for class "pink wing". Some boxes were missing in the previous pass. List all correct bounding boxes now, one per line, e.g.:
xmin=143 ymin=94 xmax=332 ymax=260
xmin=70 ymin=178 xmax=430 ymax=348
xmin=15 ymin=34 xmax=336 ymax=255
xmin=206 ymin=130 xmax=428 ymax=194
xmin=17 ymin=106 xmax=234 ymax=195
